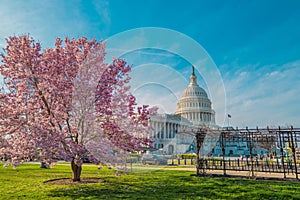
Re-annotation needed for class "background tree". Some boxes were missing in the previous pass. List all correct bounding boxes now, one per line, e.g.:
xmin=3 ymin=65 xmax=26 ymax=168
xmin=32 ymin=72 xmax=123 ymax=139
xmin=0 ymin=35 xmax=156 ymax=181
xmin=254 ymin=135 xmax=277 ymax=158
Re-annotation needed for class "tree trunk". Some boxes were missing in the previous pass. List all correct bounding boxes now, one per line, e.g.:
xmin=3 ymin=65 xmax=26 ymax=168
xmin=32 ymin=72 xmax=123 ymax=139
xmin=71 ymin=159 xmax=82 ymax=182
xmin=40 ymin=162 xmax=50 ymax=169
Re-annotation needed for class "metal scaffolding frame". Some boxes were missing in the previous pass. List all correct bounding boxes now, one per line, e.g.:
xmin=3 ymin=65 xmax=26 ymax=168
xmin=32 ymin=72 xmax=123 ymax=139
xmin=184 ymin=126 xmax=300 ymax=180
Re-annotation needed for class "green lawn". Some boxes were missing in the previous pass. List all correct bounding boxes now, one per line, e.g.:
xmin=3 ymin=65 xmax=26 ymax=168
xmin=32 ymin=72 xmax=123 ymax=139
xmin=0 ymin=162 xmax=300 ymax=199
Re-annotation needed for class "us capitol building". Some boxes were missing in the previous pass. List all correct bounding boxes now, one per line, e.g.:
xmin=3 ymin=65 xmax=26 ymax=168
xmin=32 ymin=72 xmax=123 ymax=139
xmin=149 ymin=67 xmax=218 ymax=155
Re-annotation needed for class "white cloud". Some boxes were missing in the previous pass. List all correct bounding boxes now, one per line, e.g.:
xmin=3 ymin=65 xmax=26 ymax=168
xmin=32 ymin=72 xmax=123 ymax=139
xmin=129 ymin=63 xmax=188 ymax=113
xmin=0 ymin=0 xmax=110 ymax=49
xmin=266 ymin=71 xmax=279 ymax=77
xmin=223 ymin=60 xmax=300 ymax=128
xmin=92 ymin=0 xmax=111 ymax=29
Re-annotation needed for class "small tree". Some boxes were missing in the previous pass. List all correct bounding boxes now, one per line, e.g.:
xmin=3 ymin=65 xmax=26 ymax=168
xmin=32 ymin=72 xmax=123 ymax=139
xmin=0 ymin=35 xmax=157 ymax=181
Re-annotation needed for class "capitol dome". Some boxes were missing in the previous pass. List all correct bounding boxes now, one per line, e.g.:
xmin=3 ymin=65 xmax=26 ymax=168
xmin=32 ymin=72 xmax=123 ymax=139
xmin=175 ymin=67 xmax=215 ymax=125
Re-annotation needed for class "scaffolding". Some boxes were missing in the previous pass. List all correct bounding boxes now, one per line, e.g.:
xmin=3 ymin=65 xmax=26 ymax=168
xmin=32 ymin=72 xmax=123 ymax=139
xmin=191 ymin=126 xmax=300 ymax=180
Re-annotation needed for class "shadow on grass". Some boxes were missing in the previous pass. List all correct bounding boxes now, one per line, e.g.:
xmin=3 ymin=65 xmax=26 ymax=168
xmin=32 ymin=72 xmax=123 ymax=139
xmin=46 ymin=170 xmax=300 ymax=199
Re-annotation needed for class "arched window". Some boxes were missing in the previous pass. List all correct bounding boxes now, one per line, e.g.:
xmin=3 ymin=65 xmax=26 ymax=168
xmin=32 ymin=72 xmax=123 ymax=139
xmin=168 ymin=145 xmax=174 ymax=155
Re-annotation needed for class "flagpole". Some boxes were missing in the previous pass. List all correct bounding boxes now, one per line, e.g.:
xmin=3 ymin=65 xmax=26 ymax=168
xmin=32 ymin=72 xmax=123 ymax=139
xmin=227 ymin=116 xmax=229 ymax=127
xmin=227 ymin=114 xmax=231 ymax=127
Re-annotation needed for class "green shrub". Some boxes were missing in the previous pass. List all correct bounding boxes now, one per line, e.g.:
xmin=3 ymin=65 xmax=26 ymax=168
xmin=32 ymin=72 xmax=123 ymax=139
xmin=178 ymin=154 xmax=197 ymax=159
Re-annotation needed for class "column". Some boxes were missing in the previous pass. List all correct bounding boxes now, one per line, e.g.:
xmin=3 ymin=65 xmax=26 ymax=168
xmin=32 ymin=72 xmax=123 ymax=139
xmin=161 ymin=122 xmax=164 ymax=139
xmin=169 ymin=123 xmax=172 ymax=138
xmin=158 ymin=122 xmax=161 ymax=139
xmin=171 ymin=123 xmax=174 ymax=138
xmin=156 ymin=122 xmax=158 ymax=139
xmin=168 ymin=122 xmax=171 ymax=138
xmin=150 ymin=121 xmax=154 ymax=138
xmin=171 ymin=123 xmax=173 ymax=138
xmin=172 ymin=123 xmax=175 ymax=138
xmin=164 ymin=122 xmax=167 ymax=139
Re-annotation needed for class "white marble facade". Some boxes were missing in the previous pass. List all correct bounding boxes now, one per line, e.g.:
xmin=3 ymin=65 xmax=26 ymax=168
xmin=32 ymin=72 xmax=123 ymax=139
xmin=150 ymin=67 xmax=217 ymax=155
xmin=149 ymin=114 xmax=193 ymax=155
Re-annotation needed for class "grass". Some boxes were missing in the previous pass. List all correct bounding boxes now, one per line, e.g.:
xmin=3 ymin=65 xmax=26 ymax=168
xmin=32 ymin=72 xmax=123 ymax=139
xmin=1 ymin=162 xmax=300 ymax=199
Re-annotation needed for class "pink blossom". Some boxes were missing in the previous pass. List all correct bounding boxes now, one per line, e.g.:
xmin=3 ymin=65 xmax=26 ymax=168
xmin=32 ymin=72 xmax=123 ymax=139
xmin=0 ymin=35 xmax=157 ymax=178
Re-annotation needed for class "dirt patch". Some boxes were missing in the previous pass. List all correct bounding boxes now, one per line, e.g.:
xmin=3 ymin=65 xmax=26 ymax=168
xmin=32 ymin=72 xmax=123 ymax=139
xmin=44 ymin=178 xmax=104 ymax=185
xmin=163 ymin=167 xmax=196 ymax=171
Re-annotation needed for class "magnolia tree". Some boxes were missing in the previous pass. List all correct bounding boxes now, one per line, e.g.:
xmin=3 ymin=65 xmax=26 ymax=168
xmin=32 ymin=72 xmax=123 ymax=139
xmin=0 ymin=35 xmax=157 ymax=181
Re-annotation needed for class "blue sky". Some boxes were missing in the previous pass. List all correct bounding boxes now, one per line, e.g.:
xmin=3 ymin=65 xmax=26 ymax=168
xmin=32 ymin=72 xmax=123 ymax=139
xmin=0 ymin=0 xmax=299 ymax=127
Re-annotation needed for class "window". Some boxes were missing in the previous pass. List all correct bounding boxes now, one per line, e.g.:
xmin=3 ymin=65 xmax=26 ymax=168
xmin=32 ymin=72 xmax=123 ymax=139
xmin=168 ymin=145 xmax=174 ymax=154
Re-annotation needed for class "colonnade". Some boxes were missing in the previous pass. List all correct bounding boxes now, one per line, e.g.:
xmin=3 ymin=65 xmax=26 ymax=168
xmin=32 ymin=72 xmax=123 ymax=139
xmin=150 ymin=121 xmax=188 ymax=139
xmin=182 ymin=112 xmax=214 ymax=122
